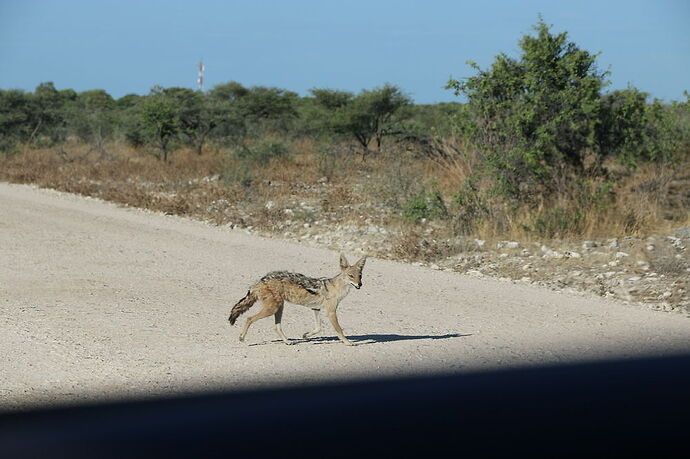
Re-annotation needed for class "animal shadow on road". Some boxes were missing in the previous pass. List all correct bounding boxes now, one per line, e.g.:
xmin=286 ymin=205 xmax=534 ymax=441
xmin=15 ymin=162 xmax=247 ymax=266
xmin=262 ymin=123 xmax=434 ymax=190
xmin=298 ymin=333 xmax=471 ymax=346
xmin=247 ymin=333 xmax=470 ymax=346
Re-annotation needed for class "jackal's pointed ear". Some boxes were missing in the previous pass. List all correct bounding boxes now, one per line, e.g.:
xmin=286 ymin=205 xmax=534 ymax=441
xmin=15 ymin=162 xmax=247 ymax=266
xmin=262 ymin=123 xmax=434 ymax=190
xmin=339 ymin=253 xmax=350 ymax=270
xmin=354 ymin=256 xmax=367 ymax=270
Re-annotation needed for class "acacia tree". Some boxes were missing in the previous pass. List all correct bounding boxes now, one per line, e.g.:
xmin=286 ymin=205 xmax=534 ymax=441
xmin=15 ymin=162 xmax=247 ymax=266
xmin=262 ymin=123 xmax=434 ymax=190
xmin=305 ymin=88 xmax=354 ymax=139
xmin=310 ymin=84 xmax=411 ymax=154
xmin=138 ymin=87 xmax=180 ymax=162
xmin=0 ymin=89 xmax=31 ymax=152
xmin=161 ymin=87 xmax=222 ymax=155
xmin=209 ymin=81 xmax=299 ymax=140
xmin=69 ymin=89 xmax=115 ymax=154
xmin=26 ymin=82 xmax=73 ymax=146
xmin=347 ymin=85 xmax=411 ymax=151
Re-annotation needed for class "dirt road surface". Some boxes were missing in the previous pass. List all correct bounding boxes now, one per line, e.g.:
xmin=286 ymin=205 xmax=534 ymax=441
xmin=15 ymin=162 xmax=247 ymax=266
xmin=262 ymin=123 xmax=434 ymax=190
xmin=1 ymin=182 xmax=689 ymax=410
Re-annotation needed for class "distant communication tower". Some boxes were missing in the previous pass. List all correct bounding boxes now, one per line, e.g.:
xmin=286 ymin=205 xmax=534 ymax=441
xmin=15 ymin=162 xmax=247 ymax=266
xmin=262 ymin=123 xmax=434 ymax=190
xmin=197 ymin=60 xmax=205 ymax=92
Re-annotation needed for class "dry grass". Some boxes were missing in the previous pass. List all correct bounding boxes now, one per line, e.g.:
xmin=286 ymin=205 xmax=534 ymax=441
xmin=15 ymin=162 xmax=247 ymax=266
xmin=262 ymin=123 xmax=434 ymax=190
xmin=1 ymin=139 xmax=687 ymax=247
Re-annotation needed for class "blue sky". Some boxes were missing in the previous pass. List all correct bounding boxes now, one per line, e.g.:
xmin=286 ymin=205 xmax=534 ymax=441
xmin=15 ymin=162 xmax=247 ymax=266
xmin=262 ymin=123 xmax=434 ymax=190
xmin=1 ymin=0 xmax=688 ymax=103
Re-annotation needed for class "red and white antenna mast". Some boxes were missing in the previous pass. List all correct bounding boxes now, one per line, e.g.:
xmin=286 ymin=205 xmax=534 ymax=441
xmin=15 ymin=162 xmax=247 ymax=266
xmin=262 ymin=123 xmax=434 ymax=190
xmin=197 ymin=60 xmax=205 ymax=91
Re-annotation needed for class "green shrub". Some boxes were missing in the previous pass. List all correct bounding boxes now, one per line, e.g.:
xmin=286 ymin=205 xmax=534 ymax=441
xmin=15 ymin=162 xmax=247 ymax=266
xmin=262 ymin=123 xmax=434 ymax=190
xmin=447 ymin=18 xmax=606 ymax=197
xmin=531 ymin=207 xmax=584 ymax=238
xmin=451 ymin=181 xmax=488 ymax=234
xmin=222 ymin=139 xmax=292 ymax=187
xmin=598 ymin=87 xmax=666 ymax=168
xmin=236 ymin=139 xmax=290 ymax=165
xmin=403 ymin=189 xmax=448 ymax=222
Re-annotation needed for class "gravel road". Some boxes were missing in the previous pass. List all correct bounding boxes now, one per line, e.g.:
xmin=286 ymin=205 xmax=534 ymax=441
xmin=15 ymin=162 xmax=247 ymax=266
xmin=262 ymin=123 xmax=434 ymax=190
xmin=1 ymin=182 xmax=689 ymax=410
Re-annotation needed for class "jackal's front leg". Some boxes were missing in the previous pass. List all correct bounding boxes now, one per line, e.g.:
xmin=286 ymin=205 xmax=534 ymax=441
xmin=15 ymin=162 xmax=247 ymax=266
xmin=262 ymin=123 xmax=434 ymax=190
xmin=327 ymin=310 xmax=354 ymax=346
xmin=303 ymin=309 xmax=322 ymax=339
xmin=273 ymin=305 xmax=292 ymax=345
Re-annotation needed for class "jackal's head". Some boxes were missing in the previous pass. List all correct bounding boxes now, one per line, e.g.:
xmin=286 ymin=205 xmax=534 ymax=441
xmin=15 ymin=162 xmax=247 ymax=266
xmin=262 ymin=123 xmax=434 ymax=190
xmin=340 ymin=253 xmax=367 ymax=289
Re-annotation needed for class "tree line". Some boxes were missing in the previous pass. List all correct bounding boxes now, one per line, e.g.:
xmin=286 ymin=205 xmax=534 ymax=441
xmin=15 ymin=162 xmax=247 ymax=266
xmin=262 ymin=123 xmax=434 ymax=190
xmin=0 ymin=79 xmax=453 ymax=160
xmin=1 ymin=18 xmax=688 ymax=198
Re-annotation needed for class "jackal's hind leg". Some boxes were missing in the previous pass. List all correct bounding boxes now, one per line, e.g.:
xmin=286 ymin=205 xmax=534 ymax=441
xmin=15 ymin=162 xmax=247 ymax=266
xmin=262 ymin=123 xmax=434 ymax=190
xmin=303 ymin=309 xmax=322 ymax=339
xmin=273 ymin=304 xmax=292 ymax=345
xmin=327 ymin=310 xmax=354 ymax=346
xmin=239 ymin=300 xmax=277 ymax=343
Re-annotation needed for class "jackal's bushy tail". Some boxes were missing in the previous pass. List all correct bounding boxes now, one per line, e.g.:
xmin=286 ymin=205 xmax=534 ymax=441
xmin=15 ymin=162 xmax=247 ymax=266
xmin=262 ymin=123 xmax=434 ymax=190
xmin=229 ymin=290 xmax=257 ymax=325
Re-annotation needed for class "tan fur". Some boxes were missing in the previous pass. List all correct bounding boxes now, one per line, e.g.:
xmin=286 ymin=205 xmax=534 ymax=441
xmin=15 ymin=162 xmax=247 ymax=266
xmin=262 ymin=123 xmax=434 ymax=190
xmin=228 ymin=253 xmax=367 ymax=346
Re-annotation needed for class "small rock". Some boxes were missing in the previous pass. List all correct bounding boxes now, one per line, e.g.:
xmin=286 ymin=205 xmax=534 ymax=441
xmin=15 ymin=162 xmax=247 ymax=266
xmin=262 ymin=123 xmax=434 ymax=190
xmin=543 ymin=249 xmax=562 ymax=259
xmin=582 ymin=241 xmax=597 ymax=250
xmin=474 ymin=239 xmax=486 ymax=247
xmin=615 ymin=252 xmax=629 ymax=258
xmin=606 ymin=238 xmax=619 ymax=249
xmin=497 ymin=241 xmax=519 ymax=249
xmin=666 ymin=236 xmax=684 ymax=248
xmin=265 ymin=201 xmax=276 ymax=210
xmin=628 ymin=276 xmax=642 ymax=282
xmin=606 ymin=237 xmax=618 ymax=249
xmin=565 ymin=251 xmax=581 ymax=259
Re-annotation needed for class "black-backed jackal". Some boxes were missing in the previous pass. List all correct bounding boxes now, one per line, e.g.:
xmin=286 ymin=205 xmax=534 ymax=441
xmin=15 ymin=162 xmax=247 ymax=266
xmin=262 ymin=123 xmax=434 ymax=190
xmin=229 ymin=253 xmax=366 ymax=345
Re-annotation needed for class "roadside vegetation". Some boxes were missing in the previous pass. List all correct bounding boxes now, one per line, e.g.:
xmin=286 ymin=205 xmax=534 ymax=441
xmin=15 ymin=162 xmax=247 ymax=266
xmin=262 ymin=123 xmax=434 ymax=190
xmin=2 ymin=19 xmax=688 ymax=311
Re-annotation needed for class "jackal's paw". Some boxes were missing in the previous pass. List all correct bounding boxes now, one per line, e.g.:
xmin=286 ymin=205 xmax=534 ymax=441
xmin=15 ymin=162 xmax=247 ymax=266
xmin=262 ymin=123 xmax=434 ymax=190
xmin=302 ymin=333 xmax=310 ymax=339
xmin=343 ymin=339 xmax=355 ymax=346
xmin=238 ymin=336 xmax=245 ymax=342
xmin=283 ymin=340 xmax=293 ymax=345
